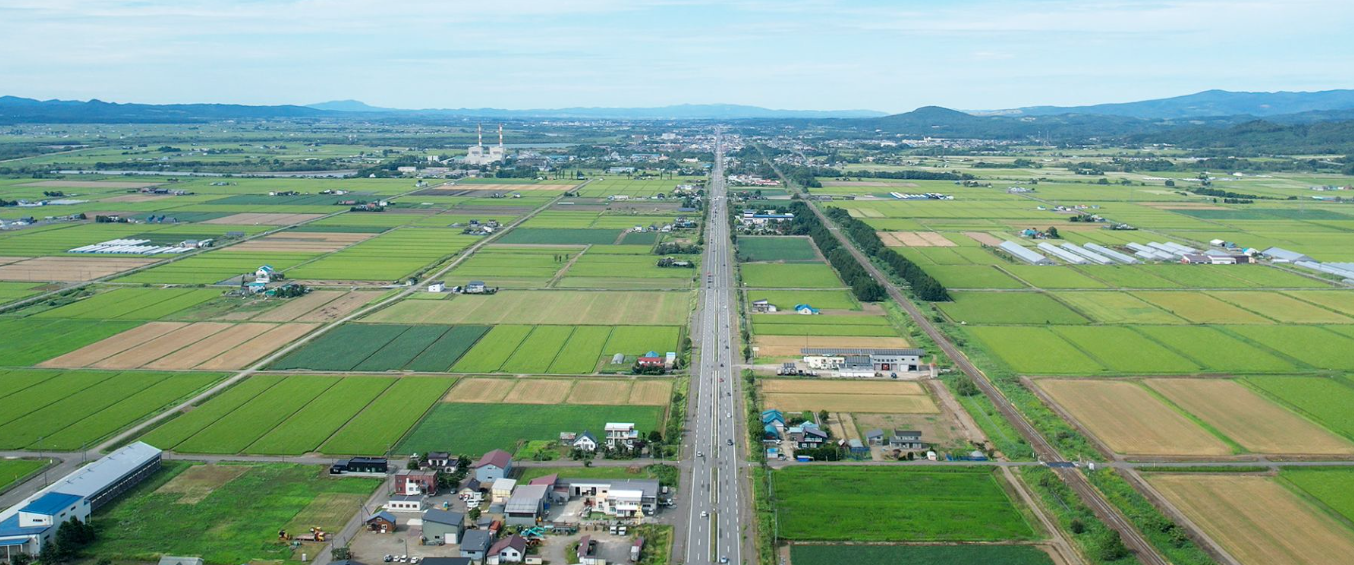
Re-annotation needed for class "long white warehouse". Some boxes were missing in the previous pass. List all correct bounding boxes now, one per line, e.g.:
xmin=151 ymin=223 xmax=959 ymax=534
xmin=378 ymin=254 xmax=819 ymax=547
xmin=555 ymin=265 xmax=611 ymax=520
xmin=1037 ymin=242 xmax=1087 ymax=264
xmin=1060 ymin=243 xmax=1114 ymax=265
xmin=1000 ymin=241 xmax=1053 ymax=265
xmin=1084 ymin=243 xmax=1140 ymax=264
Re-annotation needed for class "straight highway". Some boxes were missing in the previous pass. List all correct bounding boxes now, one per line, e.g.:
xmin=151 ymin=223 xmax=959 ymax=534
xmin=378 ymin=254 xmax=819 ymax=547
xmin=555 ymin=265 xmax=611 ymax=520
xmin=683 ymin=134 xmax=746 ymax=565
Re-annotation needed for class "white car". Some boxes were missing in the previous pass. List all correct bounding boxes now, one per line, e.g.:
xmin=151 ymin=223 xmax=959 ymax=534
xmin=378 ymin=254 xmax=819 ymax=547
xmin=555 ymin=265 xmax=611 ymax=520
xmin=700 ymin=511 xmax=709 ymax=518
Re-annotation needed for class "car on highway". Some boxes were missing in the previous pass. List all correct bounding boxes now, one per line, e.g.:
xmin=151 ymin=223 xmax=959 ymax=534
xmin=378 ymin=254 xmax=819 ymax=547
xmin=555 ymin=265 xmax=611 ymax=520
xmin=700 ymin=511 xmax=708 ymax=518
xmin=727 ymin=439 xmax=734 ymax=446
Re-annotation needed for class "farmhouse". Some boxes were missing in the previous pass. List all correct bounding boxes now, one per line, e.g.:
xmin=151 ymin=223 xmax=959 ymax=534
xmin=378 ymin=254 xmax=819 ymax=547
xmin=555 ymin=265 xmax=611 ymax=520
xmin=465 ymin=281 xmax=489 ymax=294
xmin=788 ymin=423 xmax=828 ymax=449
xmin=572 ymin=431 xmax=599 ymax=452
xmin=504 ymin=484 xmax=548 ymax=526
xmin=330 ymin=457 xmax=388 ymax=475
xmin=255 ymin=265 xmax=275 ymax=283
xmin=865 ymin=429 xmax=885 ymax=445
xmin=365 ymin=511 xmax=397 ymax=533
xmin=472 ymin=450 xmax=513 ymax=482
xmin=636 ymin=352 xmax=665 ymax=369
xmin=427 ymin=281 xmax=446 ymax=293
xmin=394 ymin=469 xmax=438 ymax=496
xmin=604 ymin=423 xmax=640 ymax=449
xmin=490 ymin=535 xmax=527 ymax=563
xmin=751 ymin=299 xmax=777 ymax=313
xmin=891 ymin=430 xmax=924 ymax=450
xmin=419 ymin=509 xmax=464 ymax=545
xmin=459 ymin=529 xmax=494 ymax=561
xmin=426 ymin=452 xmax=455 ymax=469
xmin=0 ymin=442 xmax=162 ymax=559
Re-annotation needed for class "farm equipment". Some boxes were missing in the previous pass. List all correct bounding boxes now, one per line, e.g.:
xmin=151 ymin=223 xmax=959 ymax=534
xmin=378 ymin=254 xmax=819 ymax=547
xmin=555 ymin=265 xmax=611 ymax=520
xmin=520 ymin=526 xmax=547 ymax=540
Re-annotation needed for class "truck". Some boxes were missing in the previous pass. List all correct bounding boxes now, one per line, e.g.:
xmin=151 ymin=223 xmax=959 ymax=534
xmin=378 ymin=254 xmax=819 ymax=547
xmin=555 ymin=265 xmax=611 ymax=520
xmin=795 ymin=455 xmax=813 ymax=462
xmin=631 ymin=537 xmax=645 ymax=562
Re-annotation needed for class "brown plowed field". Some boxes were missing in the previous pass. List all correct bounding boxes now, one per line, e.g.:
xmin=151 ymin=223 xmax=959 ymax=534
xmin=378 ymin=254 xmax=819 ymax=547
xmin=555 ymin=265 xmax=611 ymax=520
xmin=1146 ymin=378 xmax=1354 ymax=455
xmin=444 ymin=378 xmax=517 ymax=402
xmin=143 ymin=323 xmax=275 ymax=370
xmin=90 ymin=322 xmax=234 ymax=369
xmin=753 ymin=335 xmax=910 ymax=357
xmin=249 ymin=291 xmax=343 ymax=322
xmin=193 ymin=323 xmax=317 ymax=370
xmin=292 ymin=291 xmax=382 ymax=323
xmin=1036 ymin=379 xmax=1231 ymax=456
xmin=962 ymin=231 xmax=1004 ymax=246
xmin=40 ymin=322 xmax=186 ymax=367
xmin=566 ymin=380 xmax=631 ymax=405
xmin=629 ymin=380 xmax=673 ymax=406
xmin=1149 ymin=474 xmax=1354 ymax=565
xmin=0 ymin=257 xmax=156 ymax=282
xmin=202 ymin=213 xmax=324 ymax=225
xmin=503 ymin=379 xmax=573 ymax=404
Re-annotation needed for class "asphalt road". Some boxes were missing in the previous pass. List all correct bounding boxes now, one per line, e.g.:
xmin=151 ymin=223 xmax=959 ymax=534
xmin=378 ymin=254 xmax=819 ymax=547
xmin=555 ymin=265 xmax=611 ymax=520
xmin=683 ymin=136 xmax=746 ymax=565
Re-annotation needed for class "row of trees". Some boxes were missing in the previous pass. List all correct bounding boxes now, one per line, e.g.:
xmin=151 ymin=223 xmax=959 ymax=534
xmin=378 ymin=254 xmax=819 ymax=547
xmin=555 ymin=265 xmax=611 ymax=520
xmin=822 ymin=207 xmax=952 ymax=302
xmin=784 ymin=202 xmax=886 ymax=302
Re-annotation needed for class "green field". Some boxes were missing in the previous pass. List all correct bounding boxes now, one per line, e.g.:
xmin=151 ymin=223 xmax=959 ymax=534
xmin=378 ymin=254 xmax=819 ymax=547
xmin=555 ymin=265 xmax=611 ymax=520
xmin=271 ymin=324 xmax=489 ymax=372
xmin=89 ymin=462 xmax=381 ymax=565
xmin=789 ymin=544 xmax=1054 ymax=565
xmin=1132 ymin=291 xmax=1272 ymax=324
xmin=744 ymin=290 xmax=859 ymax=311
xmin=366 ymin=290 xmax=692 ymax=326
xmin=500 ymin=228 xmax=621 ymax=245
xmin=1281 ymin=468 xmax=1354 ymax=524
xmin=1246 ymin=376 xmax=1354 ymax=439
xmin=772 ymin=466 xmax=1036 ymax=541
xmin=1053 ymin=292 xmax=1184 ymax=324
xmin=1050 ymin=326 xmax=1201 ymax=373
xmin=740 ymin=263 xmax=843 ymax=288
xmin=398 ymin=402 xmax=664 ymax=456
xmin=1134 ymin=326 xmax=1295 ymax=372
xmin=0 ymin=458 xmax=48 ymax=493
xmin=737 ymin=236 xmax=820 ymax=262
xmin=0 ymin=370 xmax=224 ymax=449
xmin=938 ymin=292 xmax=1089 ymax=325
xmin=35 ymin=287 xmax=222 ymax=320
xmin=143 ymin=375 xmax=453 ymax=455
xmin=0 ymin=319 xmax=142 ymax=367
xmin=966 ymin=326 xmax=1105 ymax=374
xmin=287 ymin=229 xmax=478 ymax=281
xmin=752 ymin=314 xmax=898 ymax=337
xmin=117 ymin=252 xmax=317 ymax=284
xmin=1228 ymin=326 xmax=1354 ymax=370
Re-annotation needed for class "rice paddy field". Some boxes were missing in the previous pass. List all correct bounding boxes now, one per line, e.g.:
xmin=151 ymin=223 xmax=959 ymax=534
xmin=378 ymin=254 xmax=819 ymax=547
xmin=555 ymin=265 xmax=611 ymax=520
xmin=399 ymin=399 xmax=666 ymax=456
xmin=789 ymin=544 xmax=1055 ymax=565
xmin=141 ymin=375 xmax=455 ymax=456
xmin=772 ymin=466 xmax=1037 ymax=542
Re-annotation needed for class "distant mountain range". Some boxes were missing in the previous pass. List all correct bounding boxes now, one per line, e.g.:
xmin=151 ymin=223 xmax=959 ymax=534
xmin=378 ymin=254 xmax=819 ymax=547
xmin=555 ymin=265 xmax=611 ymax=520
xmin=305 ymin=100 xmax=887 ymax=119
xmin=0 ymin=95 xmax=326 ymax=123
xmin=981 ymin=89 xmax=1354 ymax=119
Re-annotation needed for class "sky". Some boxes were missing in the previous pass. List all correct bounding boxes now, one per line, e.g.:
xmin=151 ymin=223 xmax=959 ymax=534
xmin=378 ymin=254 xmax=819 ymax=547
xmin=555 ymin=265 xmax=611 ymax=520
xmin=2 ymin=0 xmax=1352 ymax=113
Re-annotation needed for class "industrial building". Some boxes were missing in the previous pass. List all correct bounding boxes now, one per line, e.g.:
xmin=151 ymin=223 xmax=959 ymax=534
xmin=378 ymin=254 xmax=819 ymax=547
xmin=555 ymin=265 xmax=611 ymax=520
xmin=0 ymin=442 xmax=162 ymax=559
xmin=800 ymin=348 xmax=926 ymax=375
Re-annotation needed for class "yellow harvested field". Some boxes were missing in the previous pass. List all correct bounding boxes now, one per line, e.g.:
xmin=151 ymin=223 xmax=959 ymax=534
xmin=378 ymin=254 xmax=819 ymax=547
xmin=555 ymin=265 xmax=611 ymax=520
xmin=143 ymin=323 xmax=275 ymax=370
xmin=193 ymin=323 xmax=317 ymax=370
xmin=503 ymin=379 xmax=573 ymax=404
xmin=1146 ymin=379 xmax=1354 ymax=455
xmin=1036 ymin=379 xmax=1231 ymax=456
xmin=566 ymin=380 xmax=632 ymax=405
xmin=90 ymin=322 xmax=234 ymax=370
xmin=40 ymin=322 xmax=186 ymax=367
xmin=1149 ymin=474 xmax=1354 ymax=565
xmin=230 ymin=232 xmax=375 ymax=253
xmin=763 ymin=392 xmax=938 ymax=413
xmin=761 ymin=379 xmax=927 ymax=395
xmin=445 ymin=378 xmax=517 ymax=402
xmin=629 ymin=380 xmax=673 ymax=406
xmin=0 ymin=257 xmax=157 ymax=282
xmin=249 ymin=291 xmax=344 ymax=322
xmin=753 ymin=335 xmax=910 ymax=357
xmin=202 ymin=212 xmax=324 ymax=225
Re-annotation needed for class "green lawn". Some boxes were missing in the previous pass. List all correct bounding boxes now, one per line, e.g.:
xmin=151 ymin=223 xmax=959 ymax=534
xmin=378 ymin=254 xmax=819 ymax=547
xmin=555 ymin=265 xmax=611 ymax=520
xmin=772 ymin=466 xmax=1036 ymax=542
xmin=89 ymin=462 xmax=380 ymax=565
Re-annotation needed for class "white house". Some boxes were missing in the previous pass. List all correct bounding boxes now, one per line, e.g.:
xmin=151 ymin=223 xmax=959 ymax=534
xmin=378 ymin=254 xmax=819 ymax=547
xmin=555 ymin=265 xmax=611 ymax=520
xmin=427 ymin=281 xmax=446 ymax=293
xmin=254 ymin=265 xmax=275 ymax=283
xmin=572 ymin=431 xmax=598 ymax=453
xmin=604 ymin=423 xmax=640 ymax=449
xmin=384 ymin=495 xmax=425 ymax=513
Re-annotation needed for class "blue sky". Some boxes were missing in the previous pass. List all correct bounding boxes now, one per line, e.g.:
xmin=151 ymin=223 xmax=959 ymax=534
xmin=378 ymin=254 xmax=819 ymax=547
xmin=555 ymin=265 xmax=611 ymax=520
xmin=2 ymin=0 xmax=1351 ymax=112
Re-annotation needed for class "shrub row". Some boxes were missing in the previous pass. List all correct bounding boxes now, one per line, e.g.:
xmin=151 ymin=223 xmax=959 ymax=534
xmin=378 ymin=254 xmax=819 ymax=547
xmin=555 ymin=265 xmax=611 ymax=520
xmin=784 ymin=202 xmax=886 ymax=302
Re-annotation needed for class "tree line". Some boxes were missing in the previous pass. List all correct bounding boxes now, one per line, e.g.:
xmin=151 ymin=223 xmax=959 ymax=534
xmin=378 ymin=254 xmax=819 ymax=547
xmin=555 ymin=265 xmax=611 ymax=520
xmin=822 ymin=206 xmax=952 ymax=302
xmin=783 ymin=201 xmax=886 ymax=302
